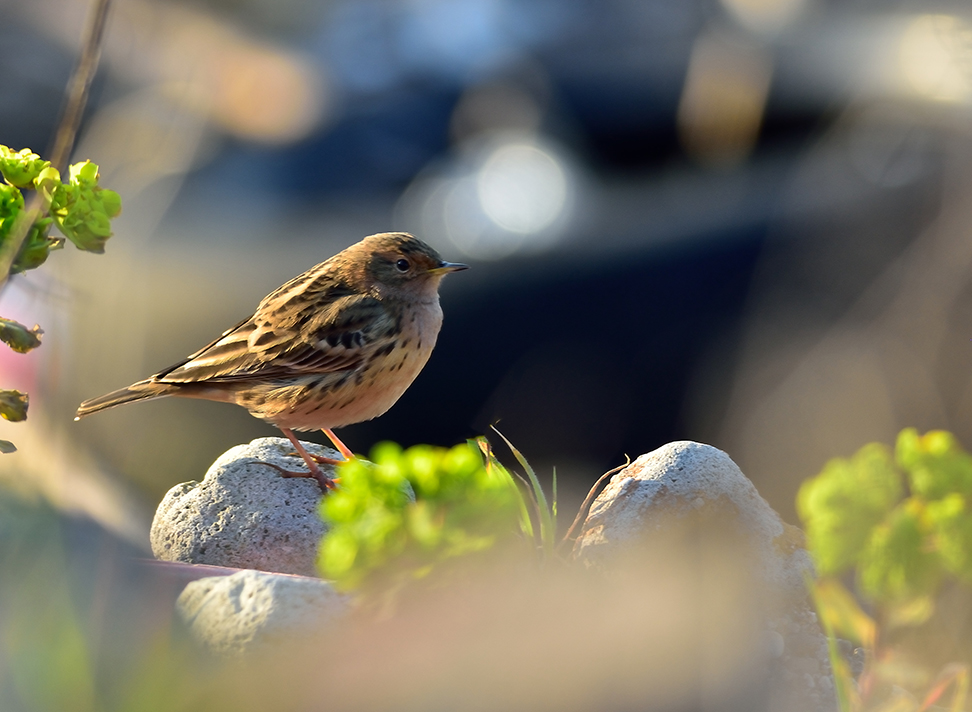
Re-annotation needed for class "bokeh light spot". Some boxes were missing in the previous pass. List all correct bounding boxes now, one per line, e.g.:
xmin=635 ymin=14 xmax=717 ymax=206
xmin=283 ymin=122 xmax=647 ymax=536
xmin=477 ymin=142 xmax=568 ymax=235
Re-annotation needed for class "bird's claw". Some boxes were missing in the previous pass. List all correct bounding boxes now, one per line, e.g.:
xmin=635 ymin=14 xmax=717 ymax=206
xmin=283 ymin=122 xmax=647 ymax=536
xmin=285 ymin=450 xmax=346 ymax=466
xmin=257 ymin=460 xmax=339 ymax=491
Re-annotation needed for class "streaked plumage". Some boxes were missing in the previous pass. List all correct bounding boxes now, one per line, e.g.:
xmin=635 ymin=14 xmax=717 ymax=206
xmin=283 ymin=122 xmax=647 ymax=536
xmin=76 ymin=232 xmax=467 ymax=489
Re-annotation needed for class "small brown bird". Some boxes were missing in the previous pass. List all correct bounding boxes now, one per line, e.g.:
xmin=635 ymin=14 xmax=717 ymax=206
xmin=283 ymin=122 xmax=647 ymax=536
xmin=76 ymin=232 xmax=467 ymax=490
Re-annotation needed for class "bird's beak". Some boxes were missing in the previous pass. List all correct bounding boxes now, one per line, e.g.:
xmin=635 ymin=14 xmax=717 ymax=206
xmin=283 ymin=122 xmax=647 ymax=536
xmin=429 ymin=261 xmax=469 ymax=275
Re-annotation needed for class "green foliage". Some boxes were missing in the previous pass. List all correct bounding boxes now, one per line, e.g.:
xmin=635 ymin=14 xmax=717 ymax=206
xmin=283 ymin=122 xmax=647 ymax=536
xmin=0 ymin=390 xmax=28 ymax=422
xmin=897 ymin=428 xmax=972 ymax=501
xmin=798 ymin=428 xmax=972 ymax=604
xmin=800 ymin=428 xmax=972 ymax=712
xmin=857 ymin=499 xmax=941 ymax=604
xmin=488 ymin=427 xmax=558 ymax=558
xmin=319 ymin=440 xmax=542 ymax=593
xmin=0 ymin=146 xmax=50 ymax=188
xmin=37 ymin=160 xmax=121 ymax=254
xmin=0 ymin=146 xmax=119 ymax=271
xmin=797 ymin=443 xmax=903 ymax=577
xmin=0 ymin=317 xmax=42 ymax=353
xmin=0 ymin=145 xmax=121 ymax=453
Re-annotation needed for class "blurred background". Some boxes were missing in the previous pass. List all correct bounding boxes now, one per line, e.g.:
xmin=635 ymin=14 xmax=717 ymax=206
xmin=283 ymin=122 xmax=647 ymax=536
xmin=2 ymin=0 xmax=972 ymax=546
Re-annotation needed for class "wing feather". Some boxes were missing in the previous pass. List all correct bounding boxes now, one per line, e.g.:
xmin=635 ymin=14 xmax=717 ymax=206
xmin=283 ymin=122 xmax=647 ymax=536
xmin=152 ymin=266 xmax=398 ymax=385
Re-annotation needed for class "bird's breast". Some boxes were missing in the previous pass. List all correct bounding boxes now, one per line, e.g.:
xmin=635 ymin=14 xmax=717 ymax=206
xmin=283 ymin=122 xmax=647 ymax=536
xmin=254 ymin=298 xmax=444 ymax=431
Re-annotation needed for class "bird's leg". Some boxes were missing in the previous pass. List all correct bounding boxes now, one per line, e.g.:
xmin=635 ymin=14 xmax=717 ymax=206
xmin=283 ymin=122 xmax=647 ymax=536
xmin=321 ymin=428 xmax=355 ymax=461
xmin=262 ymin=427 xmax=339 ymax=491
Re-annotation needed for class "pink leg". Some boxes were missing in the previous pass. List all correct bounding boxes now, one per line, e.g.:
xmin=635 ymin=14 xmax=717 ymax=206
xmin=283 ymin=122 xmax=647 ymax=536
xmin=322 ymin=428 xmax=355 ymax=461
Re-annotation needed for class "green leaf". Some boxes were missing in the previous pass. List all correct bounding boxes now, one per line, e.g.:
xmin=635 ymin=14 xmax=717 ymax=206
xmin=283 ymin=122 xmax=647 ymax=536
xmin=896 ymin=428 xmax=972 ymax=501
xmin=0 ymin=146 xmax=50 ymax=189
xmin=926 ymin=493 xmax=972 ymax=582
xmin=0 ymin=183 xmax=26 ymax=248
xmin=69 ymin=159 xmax=99 ymax=184
xmin=0 ymin=440 xmax=15 ymax=454
xmin=810 ymin=577 xmax=875 ymax=648
xmin=884 ymin=595 xmax=935 ymax=629
xmin=491 ymin=426 xmax=557 ymax=557
xmin=797 ymin=443 xmax=904 ymax=576
xmin=12 ymin=219 xmax=62 ymax=274
xmin=41 ymin=160 xmax=122 ymax=254
xmin=857 ymin=498 xmax=942 ymax=604
xmin=319 ymin=441 xmax=522 ymax=593
xmin=0 ymin=390 xmax=28 ymax=422
xmin=0 ymin=318 xmax=43 ymax=353
xmin=475 ymin=436 xmax=535 ymax=541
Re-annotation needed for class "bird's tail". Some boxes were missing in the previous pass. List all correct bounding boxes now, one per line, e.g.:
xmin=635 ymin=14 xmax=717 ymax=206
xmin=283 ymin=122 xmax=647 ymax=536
xmin=75 ymin=380 xmax=179 ymax=420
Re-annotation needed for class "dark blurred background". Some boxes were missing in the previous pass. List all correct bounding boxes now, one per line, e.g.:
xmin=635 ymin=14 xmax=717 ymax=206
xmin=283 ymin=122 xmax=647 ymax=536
xmin=2 ymin=0 xmax=972 ymax=544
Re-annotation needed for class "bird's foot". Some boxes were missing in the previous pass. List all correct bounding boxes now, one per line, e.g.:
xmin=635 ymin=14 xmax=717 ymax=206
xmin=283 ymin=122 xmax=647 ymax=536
xmin=310 ymin=452 xmax=345 ymax=466
xmin=258 ymin=460 xmax=339 ymax=491
xmin=275 ymin=427 xmax=344 ymax=491
xmin=285 ymin=450 xmax=345 ymax=466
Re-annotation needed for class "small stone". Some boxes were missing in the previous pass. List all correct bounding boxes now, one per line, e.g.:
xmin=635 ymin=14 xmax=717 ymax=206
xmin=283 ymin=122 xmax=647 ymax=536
xmin=177 ymin=569 xmax=349 ymax=656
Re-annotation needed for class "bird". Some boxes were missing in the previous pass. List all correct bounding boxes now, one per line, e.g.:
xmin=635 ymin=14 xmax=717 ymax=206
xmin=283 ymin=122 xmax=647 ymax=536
xmin=76 ymin=232 xmax=468 ymax=491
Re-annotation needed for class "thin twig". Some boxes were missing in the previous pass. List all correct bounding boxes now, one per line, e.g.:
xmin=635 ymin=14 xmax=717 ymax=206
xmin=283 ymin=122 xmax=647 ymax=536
xmin=558 ymin=456 xmax=631 ymax=554
xmin=0 ymin=0 xmax=113 ymax=291
xmin=50 ymin=0 xmax=113 ymax=175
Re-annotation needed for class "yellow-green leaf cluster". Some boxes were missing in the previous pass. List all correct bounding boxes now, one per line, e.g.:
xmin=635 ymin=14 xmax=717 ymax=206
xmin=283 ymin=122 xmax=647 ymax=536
xmin=0 ymin=146 xmax=122 ymax=271
xmin=0 ymin=146 xmax=50 ymax=189
xmin=319 ymin=442 xmax=522 ymax=592
xmin=0 ymin=146 xmax=121 ymax=455
xmin=37 ymin=161 xmax=121 ymax=254
xmin=799 ymin=428 xmax=972 ymax=607
xmin=797 ymin=443 xmax=902 ymax=576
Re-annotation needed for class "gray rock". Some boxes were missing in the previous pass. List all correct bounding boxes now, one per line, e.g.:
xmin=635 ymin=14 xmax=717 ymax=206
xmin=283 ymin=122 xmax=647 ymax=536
xmin=572 ymin=441 xmax=813 ymax=603
xmin=572 ymin=441 xmax=837 ymax=712
xmin=177 ymin=569 xmax=349 ymax=656
xmin=151 ymin=436 xmax=339 ymax=576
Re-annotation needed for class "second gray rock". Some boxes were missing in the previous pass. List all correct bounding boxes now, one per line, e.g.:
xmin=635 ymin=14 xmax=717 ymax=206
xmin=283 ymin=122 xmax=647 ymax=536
xmin=177 ymin=569 xmax=349 ymax=656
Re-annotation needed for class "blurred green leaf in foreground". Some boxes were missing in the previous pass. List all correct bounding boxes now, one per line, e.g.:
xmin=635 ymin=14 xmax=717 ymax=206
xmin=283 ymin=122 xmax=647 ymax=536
xmin=319 ymin=441 xmax=527 ymax=594
xmin=799 ymin=428 xmax=972 ymax=712
xmin=0 ymin=145 xmax=121 ymax=453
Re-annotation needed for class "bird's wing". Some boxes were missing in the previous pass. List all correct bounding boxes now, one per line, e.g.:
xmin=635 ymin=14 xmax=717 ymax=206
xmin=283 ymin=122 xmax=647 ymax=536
xmin=155 ymin=271 xmax=399 ymax=384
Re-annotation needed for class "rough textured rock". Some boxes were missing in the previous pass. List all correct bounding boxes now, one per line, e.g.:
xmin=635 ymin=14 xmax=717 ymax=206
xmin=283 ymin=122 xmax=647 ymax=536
xmin=572 ymin=441 xmax=836 ymax=712
xmin=151 ymin=437 xmax=338 ymax=576
xmin=177 ymin=569 xmax=349 ymax=656
xmin=573 ymin=440 xmax=812 ymax=601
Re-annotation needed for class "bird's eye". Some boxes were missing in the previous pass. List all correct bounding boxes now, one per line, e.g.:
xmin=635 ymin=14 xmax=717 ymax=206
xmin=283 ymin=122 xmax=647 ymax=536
xmin=395 ymin=258 xmax=410 ymax=272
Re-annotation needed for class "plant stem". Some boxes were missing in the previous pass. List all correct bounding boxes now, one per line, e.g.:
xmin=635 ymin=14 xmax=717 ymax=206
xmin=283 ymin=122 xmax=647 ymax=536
xmin=558 ymin=457 xmax=630 ymax=554
xmin=0 ymin=0 xmax=113 ymax=291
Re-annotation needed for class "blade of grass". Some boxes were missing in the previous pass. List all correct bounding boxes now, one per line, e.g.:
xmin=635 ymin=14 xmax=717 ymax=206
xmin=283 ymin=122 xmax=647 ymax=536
xmin=491 ymin=426 xmax=555 ymax=558
xmin=559 ymin=457 xmax=630 ymax=555
xmin=552 ymin=467 xmax=557 ymax=519
xmin=807 ymin=574 xmax=858 ymax=712
xmin=474 ymin=437 xmax=535 ymax=542
xmin=918 ymin=663 xmax=969 ymax=712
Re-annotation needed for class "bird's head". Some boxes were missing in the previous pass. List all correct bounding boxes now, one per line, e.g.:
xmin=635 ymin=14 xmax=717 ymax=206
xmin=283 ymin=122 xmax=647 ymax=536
xmin=358 ymin=232 xmax=467 ymax=300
